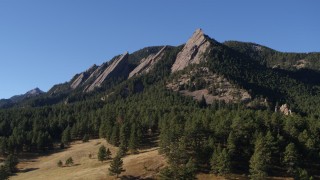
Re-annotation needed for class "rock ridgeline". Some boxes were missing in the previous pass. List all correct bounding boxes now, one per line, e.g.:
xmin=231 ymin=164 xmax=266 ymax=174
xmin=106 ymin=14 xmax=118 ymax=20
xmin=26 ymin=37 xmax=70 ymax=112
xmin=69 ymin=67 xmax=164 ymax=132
xmin=171 ymin=29 xmax=213 ymax=72
xmin=9 ymin=88 xmax=44 ymax=103
xmin=70 ymin=64 xmax=98 ymax=89
xmin=68 ymin=29 xmax=215 ymax=93
xmin=85 ymin=52 xmax=129 ymax=92
xmin=129 ymin=46 xmax=167 ymax=78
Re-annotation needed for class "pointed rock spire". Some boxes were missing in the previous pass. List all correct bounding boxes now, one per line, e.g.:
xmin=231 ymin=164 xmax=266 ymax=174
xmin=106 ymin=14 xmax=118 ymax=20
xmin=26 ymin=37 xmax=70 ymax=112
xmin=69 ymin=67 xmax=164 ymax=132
xmin=171 ymin=28 xmax=212 ymax=72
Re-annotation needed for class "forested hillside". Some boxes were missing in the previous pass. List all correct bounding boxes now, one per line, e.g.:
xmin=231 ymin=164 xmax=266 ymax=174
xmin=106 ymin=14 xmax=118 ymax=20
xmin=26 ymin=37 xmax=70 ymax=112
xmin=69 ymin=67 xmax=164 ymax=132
xmin=1 ymin=29 xmax=320 ymax=179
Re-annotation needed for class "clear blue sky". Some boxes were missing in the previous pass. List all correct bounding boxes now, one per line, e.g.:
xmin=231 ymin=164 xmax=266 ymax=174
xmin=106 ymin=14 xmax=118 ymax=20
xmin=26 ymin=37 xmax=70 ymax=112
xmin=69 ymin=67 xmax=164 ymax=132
xmin=0 ymin=0 xmax=319 ymax=99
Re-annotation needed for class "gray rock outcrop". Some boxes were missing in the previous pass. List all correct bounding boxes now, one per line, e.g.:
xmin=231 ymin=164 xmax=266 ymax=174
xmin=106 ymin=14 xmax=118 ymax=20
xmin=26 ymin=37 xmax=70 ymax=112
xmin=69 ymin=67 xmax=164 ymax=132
xmin=129 ymin=46 xmax=167 ymax=78
xmin=70 ymin=64 xmax=98 ymax=89
xmin=171 ymin=29 xmax=212 ymax=72
xmin=85 ymin=52 xmax=129 ymax=92
xmin=279 ymin=104 xmax=292 ymax=115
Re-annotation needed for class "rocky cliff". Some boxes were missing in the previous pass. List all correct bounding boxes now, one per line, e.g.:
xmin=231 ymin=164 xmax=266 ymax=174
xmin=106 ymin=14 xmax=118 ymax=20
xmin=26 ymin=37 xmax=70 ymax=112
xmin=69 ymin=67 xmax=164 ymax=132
xmin=171 ymin=29 xmax=213 ymax=72
xmin=129 ymin=46 xmax=167 ymax=78
xmin=70 ymin=65 xmax=98 ymax=89
xmin=85 ymin=52 xmax=129 ymax=92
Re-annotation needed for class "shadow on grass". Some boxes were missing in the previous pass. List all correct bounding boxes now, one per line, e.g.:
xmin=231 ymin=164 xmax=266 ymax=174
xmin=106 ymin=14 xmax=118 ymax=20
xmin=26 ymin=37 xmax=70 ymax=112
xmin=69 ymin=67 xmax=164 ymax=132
xmin=19 ymin=168 xmax=39 ymax=173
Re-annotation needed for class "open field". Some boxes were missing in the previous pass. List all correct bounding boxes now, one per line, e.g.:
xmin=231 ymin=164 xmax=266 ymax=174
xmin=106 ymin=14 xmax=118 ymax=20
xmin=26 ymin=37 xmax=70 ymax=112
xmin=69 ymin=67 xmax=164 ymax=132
xmin=11 ymin=139 xmax=166 ymax=180
xmin=8 ymin=138 xmax=295 ymax=180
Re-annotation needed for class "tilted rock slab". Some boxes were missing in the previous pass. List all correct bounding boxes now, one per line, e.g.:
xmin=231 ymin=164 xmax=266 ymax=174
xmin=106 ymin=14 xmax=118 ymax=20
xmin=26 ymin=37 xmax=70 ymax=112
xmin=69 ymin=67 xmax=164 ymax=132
xmin=171 ymin=29 xmax=212 ymax=72
xmin=129 ymin=46 xmax=167 ymax=78
xmin=85 ymin=52 xmax=129 ymax=92
xmin=70 ymin=65 xmax=98 ymax=89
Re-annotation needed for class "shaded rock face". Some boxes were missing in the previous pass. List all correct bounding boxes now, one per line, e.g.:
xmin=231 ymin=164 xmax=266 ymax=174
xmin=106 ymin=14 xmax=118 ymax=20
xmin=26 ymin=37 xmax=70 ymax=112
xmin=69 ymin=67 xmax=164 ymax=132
xmin=171 ymin=29 xmax=212 ymax=72
xmin=129 ymin=46 xmax=167 ymax=78
xmin=9 ymin=88 xmax=44 ymax=103
xmin=26 ymin=88 xmax=44 ymax=96
xmin=70 ymin=65 xmax=98 ymax=89
xmin=85 ymin=52 xmax=129 ymax=92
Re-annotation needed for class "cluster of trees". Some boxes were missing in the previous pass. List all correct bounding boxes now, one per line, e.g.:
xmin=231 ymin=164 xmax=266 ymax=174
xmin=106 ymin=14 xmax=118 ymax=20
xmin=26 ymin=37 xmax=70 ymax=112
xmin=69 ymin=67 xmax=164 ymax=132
xmin=1 ymin=39 xmax=320 ymax=179
xmin=0 ymin=154 xmax=18 ymax=179
xmin=98 ymin=145 xmax=111 ymax=162
xmin=159 ymin=107 xmax=319 ymax=179
xmin=57 ymin=157 xmax=74 ymax=167
xmin=224 ymin=41 xmax=320 ymax=71
xmin=205 ymin=41 xmax=320 ymax=116
xmin=1 ymin=80 xmax=319 ymax=178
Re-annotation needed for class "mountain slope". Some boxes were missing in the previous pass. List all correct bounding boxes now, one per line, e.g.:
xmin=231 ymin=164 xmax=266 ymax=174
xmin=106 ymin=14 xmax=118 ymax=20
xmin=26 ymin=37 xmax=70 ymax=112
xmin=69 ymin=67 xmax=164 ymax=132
xmin=1 ymin=29 xmax=320 ymax=179
xmin=224 ymin=41 xmax=320 ymax=70
xmin=0 ymin=88 xmax=44 ymax=108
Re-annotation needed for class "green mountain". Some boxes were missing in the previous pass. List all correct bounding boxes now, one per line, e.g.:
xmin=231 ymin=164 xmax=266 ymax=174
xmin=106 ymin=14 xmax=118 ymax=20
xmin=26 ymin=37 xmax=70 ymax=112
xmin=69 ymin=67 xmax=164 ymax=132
xmin=1 ymin=29 xmax=320 ymax=179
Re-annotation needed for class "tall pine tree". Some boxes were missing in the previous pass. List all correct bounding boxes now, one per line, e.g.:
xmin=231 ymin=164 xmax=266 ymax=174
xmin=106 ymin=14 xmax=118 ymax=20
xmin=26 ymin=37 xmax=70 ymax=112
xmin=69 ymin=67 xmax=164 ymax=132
xmin=109 ymin=154 xmax=125 ymax=178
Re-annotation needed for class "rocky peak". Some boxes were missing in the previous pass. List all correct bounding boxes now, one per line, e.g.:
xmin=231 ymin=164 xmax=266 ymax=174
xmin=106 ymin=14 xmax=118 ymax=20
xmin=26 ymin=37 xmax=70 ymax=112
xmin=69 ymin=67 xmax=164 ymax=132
xmin=9 ymin=87 xmax=44 ymax=103
xmin=85 ymin=52 xmax=129 ymax=92
xmin=26 ymin=88 xmax=44 ymax=96
xmin=171 ymin=29 xmax=212 ymax=72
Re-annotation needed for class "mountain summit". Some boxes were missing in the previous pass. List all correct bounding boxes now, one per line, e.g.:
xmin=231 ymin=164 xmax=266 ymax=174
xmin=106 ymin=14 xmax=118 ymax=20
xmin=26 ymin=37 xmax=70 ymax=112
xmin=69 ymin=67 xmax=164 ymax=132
xmin=0 ymin=87 xmax=44 ymax=108
xmin=25 ymin=87 xmax=44 ymax=96
xmin=171 ymin=28 xmax=213 ymax=72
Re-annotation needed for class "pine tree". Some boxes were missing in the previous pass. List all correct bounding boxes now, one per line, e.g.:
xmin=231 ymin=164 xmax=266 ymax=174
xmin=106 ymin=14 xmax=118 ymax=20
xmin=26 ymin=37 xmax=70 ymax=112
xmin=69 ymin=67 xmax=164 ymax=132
xmin=108 ymin=155 xmax=125 ymax=178
xmin=5 ymin=154 xmax=18 ymax=173
xmin=57 ymin=160 xmax=63 ymax=167
xmin=110 ymin=125 xmax=119 ymax=146
xmin=210 ymin=145 xmax=221 ymax=174
xmin=128 ymin=123 xmax=138 ymax=154
xmin=283 ymin=143 xmax=299 ymax=175
xmin=61 ymin=126 xmax=71 ymax=145
xmin=65 ymin=157 xmax=73 ymax=166
xmin=265 ymin=131 xmax=278 ymax=163
xmin=119 ymin=123 xmax=129 ymax=150
xmin=159 ymin=167 xmax=173 ymax=180
xmin=183 ymin=157 xmax=197 ymax=179
xmin=106 ymin=148 xmax=112 ymax=160
xmin=217 ymin=148 xmax=231 ymax=175
xmin=0 ymin=137 xmax=7 ymax=155
xmin=98 ymin=145 xmax=107 ymax=162
xmin=0 ymin=165 xmax=9 ymax=179
xmin=199 ymin=95 xmax=207 ymax=108
xmin=82 ymin=134 xmax=89 ymax=142
xmin=249 ymin=134 xmax=270 ymax=179
xmin=227 ymin=131 xmax=236 ymax=158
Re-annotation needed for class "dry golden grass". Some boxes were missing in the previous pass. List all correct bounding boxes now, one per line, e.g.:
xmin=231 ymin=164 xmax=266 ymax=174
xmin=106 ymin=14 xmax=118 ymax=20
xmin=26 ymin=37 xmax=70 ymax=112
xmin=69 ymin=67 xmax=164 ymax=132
xmin=12 ymin=139 xmax=166 ymax=180
xmin=9 ymin=139 xmax=294 ymax=180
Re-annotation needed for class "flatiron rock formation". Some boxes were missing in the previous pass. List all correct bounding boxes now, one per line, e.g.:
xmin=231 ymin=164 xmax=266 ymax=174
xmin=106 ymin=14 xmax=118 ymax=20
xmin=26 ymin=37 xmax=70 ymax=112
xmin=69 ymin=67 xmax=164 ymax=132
xmin=171 ymin=29 xmax=212 ymax=72
xmin=85 ymin=52 xmax=129 ymax=92
xmin=129 ymin=46 xmax=167 ymax=78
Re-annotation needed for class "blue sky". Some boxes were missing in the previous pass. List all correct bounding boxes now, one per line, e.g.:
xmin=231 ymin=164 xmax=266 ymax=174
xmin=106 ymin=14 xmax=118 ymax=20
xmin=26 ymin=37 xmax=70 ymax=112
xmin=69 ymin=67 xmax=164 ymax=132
xmin=0 ymin=0 xmax=319 ymax=99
